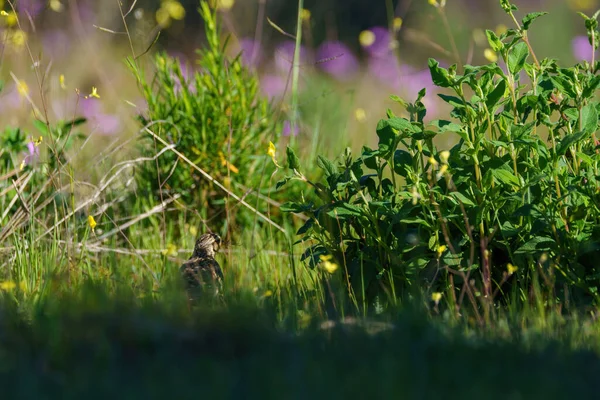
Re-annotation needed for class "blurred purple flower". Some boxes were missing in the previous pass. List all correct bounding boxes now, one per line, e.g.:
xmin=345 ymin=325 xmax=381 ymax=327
xmin=572 ymin=35 xmax=596 ymax=62
xmin=79 ymin=98 xmax=122 ymax=135
xmin=274 ymin=41 xmax=313 ymax=73
xmin=23 ymin=139 xmax=40 ymax=167
xmin=260 ymin=74 xmax=288 ymax=99
xmin=41 ymin=30 xmax=71 ymax=58
xmin=361 ymin=26 xmax=392 ymax=58
xmin=316 ymin=41 xmax=358 ymax=81
xmin=16 ymin=0 xmax=45 ymax=17
xmin=238 ymin=38 xmax=263 ymax=68
xmin=367 ymin=52 xmax=402 ymax=88
xmin=282 ymin=120 xmax=299 ymax=137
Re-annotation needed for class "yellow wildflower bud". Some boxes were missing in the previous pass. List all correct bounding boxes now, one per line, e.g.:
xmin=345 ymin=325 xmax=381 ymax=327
xmin=161 ymin=243 xmax=178 ymax=257
xmin=439 ymin=150 xmax=450 ymax=164
xmin=431 ymin=292 xmax=442 ymax=304
xmin=0 ymin=281 xmax=16 ymax=291
xmin=164 ymin=0 xmax=185 ymax=19
xmin=436 ymin=245 xmax=446 ymax=258
xmin=88 ymin=215 xmax=97 ymax=231
xmin=59 ymin=74 xmax=66 ymax=89
xmin=49 ymin=0 xmax=64 ymax=12
xmin=354 ymin=108 xmax=367 ymax=123
xmin=359 ymin=30 xmax=376 ymax=47
xmin=87 ymin=86 xmax=100 ymax=99
xmin=393 ymin=17 xmax=403 ymax=31
xmin=483 ymin=48 xmax=498 ymax=63
xmin=320 ymin=254 xmax=339 ymax=274
xmin=428 ymin=156 xmax=438 ymax=166
xmin=16 ymin=80 xmax=29 ymax=98
xmin=507 ymin=263 xmax=518 ymax=275
xmin=301 ymin=8 xmax=311 ymax=22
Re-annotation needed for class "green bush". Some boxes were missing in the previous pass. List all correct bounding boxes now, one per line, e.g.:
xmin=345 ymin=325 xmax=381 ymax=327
xmin=131 ymin=1 xmax=282 ymax=234
xmin=280 ymin=0 xmax=600 ymax=311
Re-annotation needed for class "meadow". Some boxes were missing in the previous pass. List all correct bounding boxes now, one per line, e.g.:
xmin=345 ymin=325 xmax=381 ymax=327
xmin=2 ymin=0 xmax=600 ymax=397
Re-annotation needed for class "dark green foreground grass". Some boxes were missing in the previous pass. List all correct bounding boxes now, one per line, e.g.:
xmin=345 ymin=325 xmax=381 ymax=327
xmin=0 ymin=287 xmax=597 ymax=400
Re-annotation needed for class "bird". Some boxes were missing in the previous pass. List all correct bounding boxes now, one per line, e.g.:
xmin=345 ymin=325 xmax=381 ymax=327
xmin=180 ymin=232 xmax=223 ymax=300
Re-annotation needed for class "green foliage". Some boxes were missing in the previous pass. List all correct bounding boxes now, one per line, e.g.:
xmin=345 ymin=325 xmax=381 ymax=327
xmin=280 ymin=0 xmax=600 ymax=311
xmin=131 ymin=1 xmax=281 ymax=233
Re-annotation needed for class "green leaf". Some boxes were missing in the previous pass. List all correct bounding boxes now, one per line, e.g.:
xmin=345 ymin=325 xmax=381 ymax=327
xmin=428 ymin=58 xmax=453 ymax=88
xmin=393 ymin=150 xmax=413 ymax=177
xmin=448 ymin=191 xmax=476 ymax=207
xmin=281 ymin=201 xmax=311 ymax=213
xmin=326 ymin=203 xmax=365 ymax=220
xmin=492 ymin=168 xmax=520 ymax=187
xmin=507 ymin=42 xmax=529 ymax=75
xmin=316 ymin=155 xmax=338 ymax=177
xmin=276 ymin=176 xmax=292 ymax=190
xmin=522 ymin=12 xmax=548 ymax=30
xmin=580 ymin=102 xmax=599 ymax=135
xmin=376 ymin=119 xmax=399 ymax=157
xmin=556 ymin=130 xmax=589 ymax=156
xmin=286 ymin=146 xmax=301 ymax=171
xmin=485 ymin=79 xmax=507 ymax=110
xmin=515 ymin=236 xmax=555 ymax=255
xmin=430 ymin=120 xmax=463 ymax=133
xmin=485 ymin=30 xmax=503 ymax=52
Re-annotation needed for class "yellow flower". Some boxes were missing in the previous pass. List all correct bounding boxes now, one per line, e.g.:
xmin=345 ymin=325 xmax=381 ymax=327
xmin=34 ymin=136 xmax=42 ymax=146
xmin=263 ymin=290 xmax=273 ymax=297
xmin=161 ymin=243 xmax=178 ymax=257
xmin=9 ymin=29 xmax=27 ymax=47
xmin=1 ymin=11 xmax=17 ymax=27
xmin=483 ymin=48 xmax=498 ymax=63
xmin=354 ymin=108 xmax=367 ymax=123
xmin=436 ymin=164 xmax=448 ymax=180
xmin=428 ymin=156 xmax=438 ymax=166
xmin=16 ymin=80 xmax=29 ymax=98
xmin=431 ymin=292 xmax=442 ymax=304
xmin=436 ymin=245 xmax=446 ymax=258
xmin=301 ymin=8 xmax=311 ymax=22
xmin=428 ymin=0 xmax=438 ymax=5
xmin=163 ymin=0 xmax=186 ymax=19
xmin=49 ymin=0 xmax=64 ymax=12
xmin=472 ymin=29 xmax=486 ymax=46
xmin=87 ymin=86 xmax=100 ymax=99
xmin=439 ymin=150 xmax=450 ymax=164
xmin=189 ymin=225 xmax=198 ymax=237
xmin=507 ymin=263 xmax=518 ymax=275
xmin=495 ymin=24 xmax=508 ymax=35
xmin=0 ymin=281 xmax=16 ymax=291
xmin=88 ymin=215 xmax=97 ymax=231
xmin=59 ymin=74 xmax=66 ymax=89
xmin=156 ymin=7 xmax=171 ymax=27
xmin=19 ymin=160 xmax=26 ymax=171
xmin=359 ymin=30 xmax=376 ymax=47
xmin=567 ymin=0 xmax=594 ymax=11
xmin=319 ymin=254 xmax=338 ymax=274
xmin=218 ymin=152 xmax=239 ymax=173
xmin=393 ymin=17 xmax=403 ymax=32
xmin=210 ymin=0 xmax=235 ymax=10
xmin=268 ymin=141 xmax=282 ymax=168
xmin=411 ymin=185 xmax=420 ymax=205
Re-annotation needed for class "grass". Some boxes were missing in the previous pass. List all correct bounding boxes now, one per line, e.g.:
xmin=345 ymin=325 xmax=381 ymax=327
xmin=3 ymin=0 xmax=600 ymax=397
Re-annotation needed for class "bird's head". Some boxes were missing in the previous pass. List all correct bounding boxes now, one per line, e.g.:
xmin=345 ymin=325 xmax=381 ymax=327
xmin=193 ymin=233 xmax=222 ymax=258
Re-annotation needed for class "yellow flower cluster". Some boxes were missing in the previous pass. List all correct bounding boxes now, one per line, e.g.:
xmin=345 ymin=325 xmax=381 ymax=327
xmin=156 ymin=0 xmax=186 ymax=27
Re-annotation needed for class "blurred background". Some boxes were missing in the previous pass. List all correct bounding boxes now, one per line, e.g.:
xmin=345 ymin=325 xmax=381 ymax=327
xmin=0 ymin=0 xmax=598 ymax=161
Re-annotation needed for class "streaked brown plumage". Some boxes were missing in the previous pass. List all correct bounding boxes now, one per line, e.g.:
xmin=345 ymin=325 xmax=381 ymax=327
xmin=180 ymin=233 xmax=223 ymax=299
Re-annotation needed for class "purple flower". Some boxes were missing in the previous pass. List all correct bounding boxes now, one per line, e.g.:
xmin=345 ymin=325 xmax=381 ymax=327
xmin=282 ymin=120 xmax=299 ymax=137
xmin=238 ymin=38 xmax=263 ymax=68
xmin=274 ymin=41 xmax=313 ymax=73
xmin=367 ymin=52 xmax=402 ymax=88
xmin=23 ymin=139 xmax=40 ymax=167
xmin=79 ymin=98 xmax=121 ymax=135
xmin=41 ymin=30 xmax=71 ymax=59
xmin=316 ymin=41 xmax=358 ymax=81
xmin=259 ymin=74 xmax=288 ymax=99
xmin=16 ymin=0 xmax=45 ymax=18
xmin=361 ymin=26 xmax=392 ymax=58
xmin=572 ymin=35 xmax=596 ymax=62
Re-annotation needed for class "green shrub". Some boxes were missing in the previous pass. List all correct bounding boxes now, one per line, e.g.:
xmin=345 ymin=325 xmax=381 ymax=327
xmin=280 ymin=0 xmax=600 ymax=311
xmin=130 ymin=1 xmax=281 ymax=234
